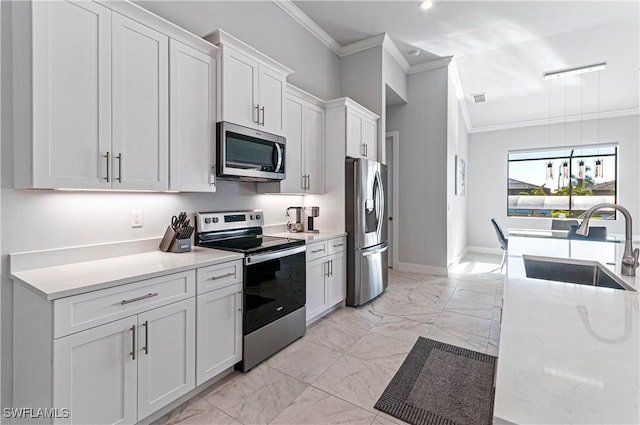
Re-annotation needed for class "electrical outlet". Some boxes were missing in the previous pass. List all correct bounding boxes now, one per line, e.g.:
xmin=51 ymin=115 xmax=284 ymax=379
xmin=131 ymin=209 xmax=143 ymax=228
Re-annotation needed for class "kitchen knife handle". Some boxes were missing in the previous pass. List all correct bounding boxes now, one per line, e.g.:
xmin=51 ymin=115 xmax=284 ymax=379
xmin=116 ymin=153 xmax=123 ymax=183
xmin=104 ymin=152 xmax=110 ymax=182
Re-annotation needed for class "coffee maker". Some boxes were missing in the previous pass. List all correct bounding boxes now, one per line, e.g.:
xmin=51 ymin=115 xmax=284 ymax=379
xmin=286 ymin=207 xmax=304 ymax=232
xmin=304 ymin=206 xmax=320 ymax=233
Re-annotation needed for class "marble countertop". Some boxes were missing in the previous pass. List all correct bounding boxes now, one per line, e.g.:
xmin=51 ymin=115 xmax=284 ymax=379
xmin=265 ymin=231 xmax=347 ymax=243
xmin=494 ymin=236 xmax=640 ymax=424
xmin=11 ymin=247 xmax=243 ymax=301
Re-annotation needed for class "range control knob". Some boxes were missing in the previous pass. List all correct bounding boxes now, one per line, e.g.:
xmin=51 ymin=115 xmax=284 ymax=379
xmin=256 ymin=214 xmax=261 ymax=220
xmin=204 ymin=218 xmax=211 ymax=224
xmin=250 ymin=215 xmax=255 ymax=220
xmin=212 ymin=217 xmax=219 ymax=223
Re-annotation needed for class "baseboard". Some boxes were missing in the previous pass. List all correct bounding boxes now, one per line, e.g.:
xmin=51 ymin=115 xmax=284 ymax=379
xmin=466 ymin=246 xmax=503 ymax=255
xmin=395 ymin=261 xmax=448 ymax=276
xmin=450 ymin=247 xmax=469 ymax=266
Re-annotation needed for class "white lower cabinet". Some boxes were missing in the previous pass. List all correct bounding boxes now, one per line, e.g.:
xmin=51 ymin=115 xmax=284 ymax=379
xmin=53 ymin=316 xmax=138 ymax=425
xmin=306 ymin=237 xmax=346 ymax=325
xmin=196 ymin=282 xmax=242 ymax=385
xmin=53 ymin=298 xmax=195 ymax=425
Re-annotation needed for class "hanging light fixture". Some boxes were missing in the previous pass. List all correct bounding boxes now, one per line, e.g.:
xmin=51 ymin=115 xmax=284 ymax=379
xmin=578 ymin=160 xmax=586 ymax=179
xmin=562 ymin=160 xmax=569 ymax=179
xmin=546 ymin=161 xmax=554 ymax=180
xmin=594 ymin=158 xmax=603 ymax=178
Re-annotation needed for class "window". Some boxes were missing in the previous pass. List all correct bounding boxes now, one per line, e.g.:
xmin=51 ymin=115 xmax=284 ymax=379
xmin=507 ymin=145 xmax=617 ymax=219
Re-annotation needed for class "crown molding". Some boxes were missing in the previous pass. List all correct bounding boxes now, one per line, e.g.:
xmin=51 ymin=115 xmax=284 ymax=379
xmin=382 ymin=34 xmax=410 ymax=73
xmin=340 ymin=33 xmax=386 ymax=57
xmin=272 ymin=0 xmax=342 ymax=56
xmin=408 ymin=56 xmax=454 ymax=74
xmin=468 ymin=108 xmax=640 ymax=134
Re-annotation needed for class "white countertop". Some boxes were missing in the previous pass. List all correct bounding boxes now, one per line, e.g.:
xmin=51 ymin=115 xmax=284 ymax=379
xmin=11 ymin=247 xmax=243 ymax=301
xmin=265 ymin=231 xmax=346 ymax=243
xmin=494 ymin=236 xmax=640 ymax=424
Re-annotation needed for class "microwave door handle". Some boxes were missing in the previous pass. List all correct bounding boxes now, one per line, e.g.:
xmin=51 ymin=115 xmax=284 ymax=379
xmin=275 ymin=143 xmax=283 ymax=172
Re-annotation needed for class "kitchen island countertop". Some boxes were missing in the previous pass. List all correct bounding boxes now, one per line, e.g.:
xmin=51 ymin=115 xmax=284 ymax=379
xmin=265 ymin=231 xmax=347 ymax=243
xmin=494 ymin=235 xmax=639 ymax=424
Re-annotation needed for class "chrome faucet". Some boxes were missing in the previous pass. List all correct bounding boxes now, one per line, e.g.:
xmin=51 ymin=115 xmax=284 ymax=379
xmin=576 ymin=203 xmax=640 ymax=276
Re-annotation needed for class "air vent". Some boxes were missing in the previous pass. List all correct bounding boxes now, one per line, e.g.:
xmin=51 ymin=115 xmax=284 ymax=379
xmin=471 ymin=93 xmax=487 ymax=104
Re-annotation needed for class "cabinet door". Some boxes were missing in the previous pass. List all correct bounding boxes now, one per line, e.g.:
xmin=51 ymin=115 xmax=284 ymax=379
xmin=137 ymin=298 xmax=196 ymax=420
xmin=346 ymin=110 xmax=364 ymax=158
xmin=31 ymin=0 xmax=112 ymax=189
xmin=169 ymin=40 xmax=216 ymax=192
xmin=326 ymin=252 xmax=346 ymax=307
xmin=304 ymin=104 xmax=325 ymax=194
xmin=112 ymin=14 xmax=169 ymax=190
xmin=258 ymin=65 xmax=286 ymax=135
xmin=306 ymin=257 xmax=328 ymax=324
xmin=281 ymin=95 xmax=304 ymax=193
xmin=196 ymin=283 xmax=242 ymax=385
xmin=220 ymin=46 xmax=259 ymax=128
xmin=53 ymin=316 xmax=137 ymax=425
xmin=362 ymin=118 xmax=377 ymax=160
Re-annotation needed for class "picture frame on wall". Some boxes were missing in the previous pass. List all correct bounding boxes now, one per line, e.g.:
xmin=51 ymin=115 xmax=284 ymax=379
xmin=456 ymin=155 xmax=466 ymax=196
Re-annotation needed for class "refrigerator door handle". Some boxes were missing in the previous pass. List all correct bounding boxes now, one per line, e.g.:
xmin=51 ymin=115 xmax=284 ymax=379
xmin=362 ymin=243 xmax=388 ymax=257
xmin=374 ymin=170 xmax=385 ymax=239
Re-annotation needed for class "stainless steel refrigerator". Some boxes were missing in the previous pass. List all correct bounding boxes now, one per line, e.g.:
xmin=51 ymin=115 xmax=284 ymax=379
xmin=345 ymin=158 xmax=388 ymax=306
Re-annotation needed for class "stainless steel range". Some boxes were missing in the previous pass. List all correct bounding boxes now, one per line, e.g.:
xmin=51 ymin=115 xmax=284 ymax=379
xmin=195 ymin=210 xmax=306 ymax=371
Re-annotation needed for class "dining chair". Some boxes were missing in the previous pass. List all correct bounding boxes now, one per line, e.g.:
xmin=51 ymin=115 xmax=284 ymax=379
xmin=491 ymin=218 xmax=508 ymax=271
xmin=551 ymin=219 xmax=579 ymax=231
xmin=567 ymin=225 xmax=608 ymax=241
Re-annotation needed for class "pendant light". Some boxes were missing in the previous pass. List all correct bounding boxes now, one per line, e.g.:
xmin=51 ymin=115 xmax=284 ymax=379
xmin=546 ymin=161 xmax=554 ymax=180
xmin=578 ymin=160 xmax=585 ymax=179
xmin=562 ymin=160 xmax=569 ymax=179
xmin=595 ymin=158 xmax=603 ymax=178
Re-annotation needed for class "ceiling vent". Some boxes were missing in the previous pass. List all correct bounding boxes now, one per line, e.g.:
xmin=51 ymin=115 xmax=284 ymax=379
xmin=471 ymin=93 xmax=487 ymax=104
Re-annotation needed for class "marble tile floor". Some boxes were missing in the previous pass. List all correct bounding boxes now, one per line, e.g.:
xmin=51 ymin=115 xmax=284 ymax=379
xmin=154 ymin=254 xmax=505 ymax=425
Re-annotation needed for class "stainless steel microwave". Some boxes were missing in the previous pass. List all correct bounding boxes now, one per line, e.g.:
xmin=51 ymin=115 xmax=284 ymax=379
xmin=216 ymin=122 xmax=286 ymax=182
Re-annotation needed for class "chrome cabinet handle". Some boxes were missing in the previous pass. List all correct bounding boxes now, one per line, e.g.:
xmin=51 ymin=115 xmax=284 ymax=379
xmin=130 ymin=325 xmax=136 ymax=360
xmin=260 ymin=106 xmax=265 ymax=126
xmin=142 ymin=320 xmax=149 ymax=355
xmin=121 ymin=292 xmax=158 ymax=305
xmin=333 ymin=243 xmax=344 ymax=248
xmin=254 ymin=104 xmax=260 ymax=124
xmin=325 ymin=261 xmax=330 ymax=277
xmin=104 ymin=152 xmax=110 ymax=182
xmin=209 ymin=272 xmax=235 ymax=281
xmin=307 ymin=175 xmax=311 ymax=191
xmin=116 ymin=153 xmax=123 ymax=183
xmin=311 ymin=248 xmax=325 ymax=254
xmin=301 ymin=175 xmax=306 ymax=190
xmin=330 ymin=259 xmax=333 ymax=276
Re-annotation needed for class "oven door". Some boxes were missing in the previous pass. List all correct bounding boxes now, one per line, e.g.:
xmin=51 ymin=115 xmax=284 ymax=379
xmin=244 ymin=245 xmax=306 ymax=335
xmin=217 ymin=122 xmax=285 ymax=181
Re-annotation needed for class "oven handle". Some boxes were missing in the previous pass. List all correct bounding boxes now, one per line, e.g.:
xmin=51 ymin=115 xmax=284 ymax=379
xmin=245 ymin=245 xmax=306 ymax=265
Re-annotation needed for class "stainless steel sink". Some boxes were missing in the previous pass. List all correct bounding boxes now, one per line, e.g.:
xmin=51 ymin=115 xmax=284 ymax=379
xmin=522 ymin=255 xmax=636 ymax=291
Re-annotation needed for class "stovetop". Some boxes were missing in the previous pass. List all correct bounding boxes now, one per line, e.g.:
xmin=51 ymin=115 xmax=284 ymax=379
xmin=198 ymin=234 xmax=305 ymax=255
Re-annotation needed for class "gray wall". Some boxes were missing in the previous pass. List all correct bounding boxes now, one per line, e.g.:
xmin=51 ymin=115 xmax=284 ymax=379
xmin=133 ymin=1 xmax=341 ymax=101
xmin=467 ymin=114 xmax=640 ymax=249
xmin=386 ymin=67 xmax=449 ymax=271
xmin=0 ymin=0 xmax=340 ymax=409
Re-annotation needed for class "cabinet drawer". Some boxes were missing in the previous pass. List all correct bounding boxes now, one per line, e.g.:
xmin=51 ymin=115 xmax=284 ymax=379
xmin=306 ymin=241 xmax=329 ymax=262
xmin=53 ymin=271 xmax=195 ymax=338
xmin=196 ymin=260 xmax=243 ymax=294
xmin=327 ymin=237 xmax=346 ymax=255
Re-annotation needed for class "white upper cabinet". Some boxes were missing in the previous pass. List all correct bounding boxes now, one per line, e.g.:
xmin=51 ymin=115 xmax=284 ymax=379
xmin=207 ymin=30 xmax=293 ymax=137
xmin=169 ymin=40 xmax=217 ymax=192
xmin=258 ymin=85 xmax=325 ymax=195
xmin=327 ymin=98 xmax=379 ymax=161
xmin=13 ymin=0 xmax=219 ymax=191
xmin=112 ymin=13 xmax=169 ymax=191
xmin=18 ymin=0 xmax=113 ymax=189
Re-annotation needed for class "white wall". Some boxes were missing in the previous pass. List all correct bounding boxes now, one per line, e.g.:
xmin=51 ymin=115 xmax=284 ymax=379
xmin=386 ymin=66 xmax=449 ymax=273
xmin=468 ymin=115 xmax=640 ymax=249
xmin=382 ymin=48 xmax=407 ymax=103
xmin=0 ymin=1 xmax=338 ymax=409
xmin=446 ymin=65 xmax=469 ymax=265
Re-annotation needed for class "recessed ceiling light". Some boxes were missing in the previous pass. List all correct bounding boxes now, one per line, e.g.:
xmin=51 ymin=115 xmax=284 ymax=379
xmin=408 ymin=50 xmax=420 ymax=57
xmin=419 ymin=0 xmax=433 ymax=10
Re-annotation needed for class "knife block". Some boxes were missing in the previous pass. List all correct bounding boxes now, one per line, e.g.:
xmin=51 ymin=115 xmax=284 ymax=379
xmin=159 ymin=226 xmax=191 ymax=253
